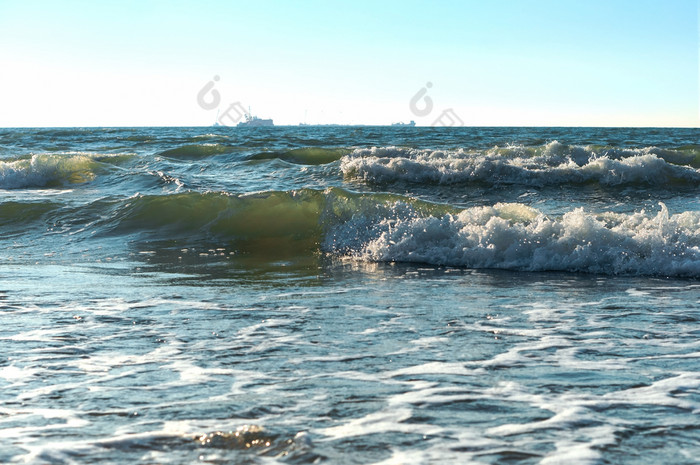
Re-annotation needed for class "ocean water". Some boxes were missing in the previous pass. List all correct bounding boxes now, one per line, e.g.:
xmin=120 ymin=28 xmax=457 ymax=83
xmin=0 ymin=126 xmax=699 ymax=464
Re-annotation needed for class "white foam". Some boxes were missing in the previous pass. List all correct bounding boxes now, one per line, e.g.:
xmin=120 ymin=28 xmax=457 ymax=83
xmin=369 ymin=449 xmax=435 ymax=465
xmin=165 ymin=360 xmax=233 ymax=384
xmin=341 ymin=142 xmax=700 ymax=186
xmin=323 ymin=201 xmax=700 ymax=277
xmin=0 ymin=364 xmax=39 ymax=385
xmin=539 ymin=439 xmax=605 ymax=465
xmin=603 ymin=371 xmax=700 ymax=412
xmin=318 ymin=407 xmax=443 ymax=439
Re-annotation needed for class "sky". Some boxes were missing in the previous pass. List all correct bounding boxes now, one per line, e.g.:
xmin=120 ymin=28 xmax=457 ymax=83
xmin=0 ymin=0 xmax=698 ymax=127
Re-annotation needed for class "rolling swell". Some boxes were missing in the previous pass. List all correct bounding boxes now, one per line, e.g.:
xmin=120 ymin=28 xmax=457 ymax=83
xmin=249 ymin=147 xmax=351 ymax=165
xmin=0 ymin=201 xmax=61 ymax=234
xmin=99 ymin=188 xmax=700 ymax=277
xmin=341 ymin=142 xmax=700 ymax=187
xmin=157 ymin=144 xmax=239 ymax=159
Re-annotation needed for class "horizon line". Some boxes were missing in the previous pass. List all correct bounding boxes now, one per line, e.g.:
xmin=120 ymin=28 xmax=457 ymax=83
xmin=2 ymin=124 xmax=699 ymax=130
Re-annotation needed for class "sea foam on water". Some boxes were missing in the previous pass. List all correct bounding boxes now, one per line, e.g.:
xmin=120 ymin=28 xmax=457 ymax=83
xmin=325 ymin=199 xmax=700 ymax=277
xmin=341 ymin=142 xmax=700 ymax=186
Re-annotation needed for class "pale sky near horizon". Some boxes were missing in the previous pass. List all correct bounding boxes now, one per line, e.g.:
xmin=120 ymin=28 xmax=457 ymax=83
xmin=0 ymin=0 xmax=698 ymax=127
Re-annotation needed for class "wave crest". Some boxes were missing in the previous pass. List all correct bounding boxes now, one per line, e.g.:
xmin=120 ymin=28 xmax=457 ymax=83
xmin=341 ymin=142 xmax=700 ymax=187
xmin=0 ymin=153 xmax=105 ymax=189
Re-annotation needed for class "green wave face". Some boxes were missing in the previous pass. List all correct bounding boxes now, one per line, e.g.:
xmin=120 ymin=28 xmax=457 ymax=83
xmin=157 ymin=144 xmax=238 ymax=159
xmin=111 ymin=189 xmax=326 ymax=255
xmin=0 ymin=201 xmax=60 ymax=227
xmin=106 ymin=188 xmax=453 ymax=255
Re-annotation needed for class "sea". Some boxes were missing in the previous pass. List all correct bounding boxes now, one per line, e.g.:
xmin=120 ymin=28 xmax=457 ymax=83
xmin=0 ymin=126 xmax=699 ymax=464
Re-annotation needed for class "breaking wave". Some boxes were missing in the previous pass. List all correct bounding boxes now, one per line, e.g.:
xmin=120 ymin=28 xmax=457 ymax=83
xmin=0 ymin=153 xmax=127 ymax=189
xmin=341 ymin=142 xmax=700 ymax=187
xmin=96 ymin=188 xmax=700 ymax=277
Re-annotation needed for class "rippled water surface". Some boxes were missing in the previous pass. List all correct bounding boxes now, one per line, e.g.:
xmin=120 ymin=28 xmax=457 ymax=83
xmin=1 ymin=126 xmax=699 ymax=464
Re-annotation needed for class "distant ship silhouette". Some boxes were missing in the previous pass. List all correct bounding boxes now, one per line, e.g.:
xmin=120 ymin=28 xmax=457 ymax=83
xmin=238 ymin=107 xmax=273 ymax=127
xmin=391 ymin=120 xmax=416 ymax=127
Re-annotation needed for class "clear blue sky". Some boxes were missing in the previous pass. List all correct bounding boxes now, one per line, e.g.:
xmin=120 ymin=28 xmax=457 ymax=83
xmin=1 ymin=0 xmax=698 ymax=127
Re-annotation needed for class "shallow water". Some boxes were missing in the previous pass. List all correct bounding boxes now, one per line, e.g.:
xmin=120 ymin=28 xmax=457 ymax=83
xmin=1 ymin=126 xmax=699 ymax=464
